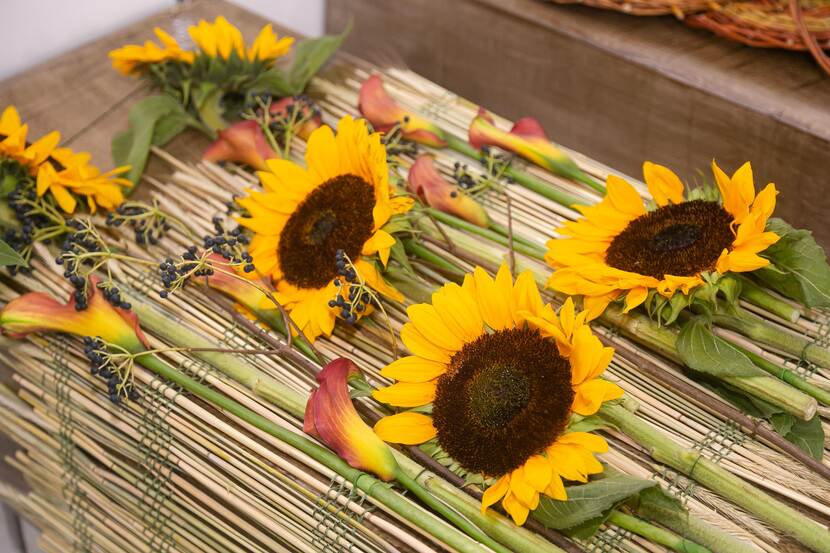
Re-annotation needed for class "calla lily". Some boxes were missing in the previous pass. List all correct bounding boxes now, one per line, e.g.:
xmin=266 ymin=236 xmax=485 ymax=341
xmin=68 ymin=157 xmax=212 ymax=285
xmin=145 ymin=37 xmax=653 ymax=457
xmin=202 ymin=252 xmax=268 ymax=309
xmin=0 ymin=277 xmax=149 ymax=353
xmin=468 ymin=109 xmax=592 ymax=186
xmin=269 ymin=96 xmax=322 ymax=140
xmin=408 ymin=155 xmax=488 ymax=227
xmin=203 ymin=120 xmax=277 ymax=171
xmin=304 ymin=358 xmax=398 ymax=481
xmin=358 ymin=75 xmax=447 ymax=147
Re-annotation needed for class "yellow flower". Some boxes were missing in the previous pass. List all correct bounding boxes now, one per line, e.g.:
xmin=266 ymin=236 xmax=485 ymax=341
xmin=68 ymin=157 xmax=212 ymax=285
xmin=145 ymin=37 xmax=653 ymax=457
xmin=546 ymin=161 xmax=780 ymax=320
xmin=372 ymin=264 xmax=623 ymax=526
xmin=108 ymin=27 xmax=195 ymax=75
xmin=189 ymin=16 xmax=293 ymax=62
xmin=0 ymin=106 xmax=60 ymax=174
xmin=36 ymin=147 xmax=131 ymax=214
xmin=235 ymin=116 xmax=413 ymax=342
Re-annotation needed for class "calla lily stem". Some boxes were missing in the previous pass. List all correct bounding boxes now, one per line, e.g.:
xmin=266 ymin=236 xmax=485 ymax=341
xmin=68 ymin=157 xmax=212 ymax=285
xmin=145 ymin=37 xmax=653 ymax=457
xmin=444 ymin=135 xmax=587 ymax=207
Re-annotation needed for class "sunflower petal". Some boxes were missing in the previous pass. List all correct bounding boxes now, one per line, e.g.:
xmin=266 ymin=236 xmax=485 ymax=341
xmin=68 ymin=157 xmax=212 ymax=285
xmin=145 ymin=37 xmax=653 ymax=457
xmin=380 ymin=356 xmax=447 ymax=383
xmin=643 ymin=161 xmax=684 ymax=206
xmin=481 ymin=475 xmax=510 ymax=514
xmin=372 ymin=381 xmax=436 ymax=407
xmin=374 ymin=412 xmax=436 ymax=444
xmin=572 ymin=379 xmax=624 ymax=416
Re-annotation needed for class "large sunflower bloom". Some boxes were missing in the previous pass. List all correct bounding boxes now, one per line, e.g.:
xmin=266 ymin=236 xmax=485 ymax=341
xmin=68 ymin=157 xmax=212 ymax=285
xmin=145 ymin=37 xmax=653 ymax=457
xmin=372 ymin=264 xmax=624 ymax=525
xmin=0 ymin=106 xmax=60 ymax=173
xmin=546 ymin=161 xmax=779 ymax=320
xmin=236 ymin=116 xmax=413 ymax=341
xmin=189 ymin=16 xmax=293 ymax=62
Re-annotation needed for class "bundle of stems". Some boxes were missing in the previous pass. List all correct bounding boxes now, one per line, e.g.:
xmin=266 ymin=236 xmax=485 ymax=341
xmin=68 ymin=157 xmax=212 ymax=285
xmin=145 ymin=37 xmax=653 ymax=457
xmin=54 ymin=144 xmax=830 ymax=552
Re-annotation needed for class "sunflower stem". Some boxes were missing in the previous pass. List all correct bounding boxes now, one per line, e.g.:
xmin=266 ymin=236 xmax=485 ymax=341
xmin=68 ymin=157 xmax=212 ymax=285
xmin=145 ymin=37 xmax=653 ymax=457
xmin=444 ymin=135 xmax=586 ymax=208
xmin=600 ymin=306 xmax=818 ymax=420
xmin=135 ymin=354 xmax=492 ymax=553
xmin=599 ymin=402 xmax=830 ymax=553
xmin=607 ymin=510 xmax=711 ymax=553
xmin=735 ymin=275 xmax=801 ymax=323
xmin=713 ymin=309 xmax=830 ymax=370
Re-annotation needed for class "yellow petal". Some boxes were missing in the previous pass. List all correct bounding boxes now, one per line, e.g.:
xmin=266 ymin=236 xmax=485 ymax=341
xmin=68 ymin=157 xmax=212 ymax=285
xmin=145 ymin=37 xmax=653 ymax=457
xmin=380 ymin=356 xmax=447 ymax=383
xmin=481 ymin=475 xmax=510 ymax=514
xmin=305 ymin=124 xmax=340 ymax=183
xmin=362 ymin=229 xmax=396 ymax=267
xmin=643 ymin=161 xmax=684 ymax=206
xmin=623 ymin=286 xmax=648 ymax=313
xmin=572 ymin=379 xmax=625 ymax=416
xmin=400 ymin=323 xmax=452 ymax=363
xmin=374 ymin=412 xmax=436 ymax=444
xmin=558 ymin=432 xmax=609 ymax=453
xmin=431 ymin=283 xmax=484 ymax=343
xmin=372 ymin=381 xmax=436 ymax=407
xmin=510 ymin=270 xmax=544 ymax=325
xmin=502 ymin=492 xmax=530 ymax=526
xmin=605 ymin=175 xmax=646 ymax=217
xmin=509 ymin=467 xmax=538 ymax=509
xmin=407 ymin=303 xmax=464 ymax=352
xmin=474 ymin=265 xmax=513 ymax=330
xmin=523 ymin=455 xmax=552 ymax=492
xmin=543 ymin=471 xmax=567 ymax=501
xmin=50 ymin=184 xmax=77 ymax=213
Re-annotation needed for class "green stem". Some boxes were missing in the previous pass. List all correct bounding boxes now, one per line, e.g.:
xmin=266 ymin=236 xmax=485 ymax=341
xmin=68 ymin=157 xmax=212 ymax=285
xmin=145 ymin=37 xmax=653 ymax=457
xmin=127 ymin=298 xmax=308 ymax=417
xmin=487 ymin=221 xmax=541 ymax=251
xmin=599 ymin=403 xmax=830 ymax=553
xmin=445 ymin=135 xmax=584 ymax=208
xmin=714 ymin=310 xmax=830 ymax=370
xmin=601 ymin=306 xmax=817 ymax=420
xmin=251 ymin=307 xmax=319 ymax=361
xmin=402 ymin=239 xmax=466 ymax=278
xmin=607 ymin=510 xmax=711 ymax=553
xmin=633 ymin=494 xmax=757 ymax=553
xmin=395 ymin=471 xmax=512 ymax=553
xmin=736 ymin=276 xmax=801 ymax=323
xmin=136 ymin=355 xmax=490 ymax=553
xmin=423 ymin=208 xmax=548 ymax=259
xmin=735 ymin=345 xmax=830 ymax=405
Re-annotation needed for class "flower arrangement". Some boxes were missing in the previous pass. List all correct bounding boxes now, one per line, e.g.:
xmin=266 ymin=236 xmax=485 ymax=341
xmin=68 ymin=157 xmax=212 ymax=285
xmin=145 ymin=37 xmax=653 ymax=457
xmin=2 ymin=33 xmax=830 ymax=553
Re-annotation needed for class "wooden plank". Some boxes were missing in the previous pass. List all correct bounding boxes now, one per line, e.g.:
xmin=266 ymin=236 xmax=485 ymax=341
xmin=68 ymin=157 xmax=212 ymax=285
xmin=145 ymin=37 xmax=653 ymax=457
xmin=327 ymin=0 xmax=830 ymax=249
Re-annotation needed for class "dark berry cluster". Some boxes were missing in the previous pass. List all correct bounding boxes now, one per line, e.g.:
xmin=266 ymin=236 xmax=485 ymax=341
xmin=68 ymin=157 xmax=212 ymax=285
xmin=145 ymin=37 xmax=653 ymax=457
xmin=452 ymin=162 xmax=476 ymax=191
xmin=105 ymin=202 xmax=172 ymax=246
xmin=82 ymin=336 xmax=139 ymax=403
xmin=3 ymin=178 xmax=54 ymax=274
xmin=55 ymin=220 xmax=129 ymax=310
xmin=158 ymin=246 xmax=215 ymax=298
xmin=382 ymin=118 xmax=419 ymax=158
xmin=204 ymin=216 xmax=254 ymax=271
xmin=327 ymin=249 xmax=374 ymax=324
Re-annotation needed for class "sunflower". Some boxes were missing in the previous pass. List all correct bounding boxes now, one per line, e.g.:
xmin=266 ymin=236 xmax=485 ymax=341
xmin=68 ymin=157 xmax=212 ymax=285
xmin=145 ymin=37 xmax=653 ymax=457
xmin=372 ymin=264 xmax=624 ymax=525
xmin=235 ymin=116 xmax=413 ymax=341
xmin=188 ymin=16 xmax=293 ymax=62
xmin=0 ymin=106 xmax=60 ymax=174
xmin=546 ymin=161 xmax=779 ymax=320
xmin=108 ymin=27 xmax=195 ymax=75
xmin=36 ymin=148 xmax=131 ymax=213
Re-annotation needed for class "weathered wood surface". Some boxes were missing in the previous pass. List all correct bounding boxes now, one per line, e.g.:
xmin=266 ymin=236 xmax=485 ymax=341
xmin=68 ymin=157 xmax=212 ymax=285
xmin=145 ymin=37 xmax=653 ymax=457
xmin=328 ymin=0 xmax=830 ymax=249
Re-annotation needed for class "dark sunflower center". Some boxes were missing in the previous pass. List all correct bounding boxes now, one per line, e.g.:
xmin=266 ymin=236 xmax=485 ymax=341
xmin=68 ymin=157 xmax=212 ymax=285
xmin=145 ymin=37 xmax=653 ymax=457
xmin=432 ymin=328 xmax=573 ymax=476
xmin=277 ymin=174 xmax=375 ymax=289
xmin=605 ymin=200 xmax=733 ymax=279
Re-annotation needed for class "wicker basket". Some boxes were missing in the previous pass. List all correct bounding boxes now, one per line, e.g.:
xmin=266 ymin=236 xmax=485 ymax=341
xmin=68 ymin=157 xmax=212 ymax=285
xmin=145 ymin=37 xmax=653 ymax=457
xmin=546 ymin=0 xmax=715 ymax=18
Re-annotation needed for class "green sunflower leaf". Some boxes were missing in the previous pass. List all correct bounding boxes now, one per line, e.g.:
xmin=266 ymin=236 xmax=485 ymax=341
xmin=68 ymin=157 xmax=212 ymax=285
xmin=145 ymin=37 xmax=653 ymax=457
xmin=533 ymin=468 xmax=656 ymax=531
xmin=112 ymin=94 xmax=195 ymax=185
xmin=783 ymin=415 xmax=824 ymax=460
xmin=0 ymin=239 xmax=26 ymax=267
xmin=755 ymin=218 xmax=830 ymax=308
xmin=286 ymin=23 xmax=351 ymax=95
xmin=676 ymin=318 xmax=766 ymax=378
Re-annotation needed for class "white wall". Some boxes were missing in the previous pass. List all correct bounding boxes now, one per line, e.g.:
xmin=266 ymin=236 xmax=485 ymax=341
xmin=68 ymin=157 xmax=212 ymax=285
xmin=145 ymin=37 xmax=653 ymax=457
xmin=0 ymin=0 xmax=325 ymax=81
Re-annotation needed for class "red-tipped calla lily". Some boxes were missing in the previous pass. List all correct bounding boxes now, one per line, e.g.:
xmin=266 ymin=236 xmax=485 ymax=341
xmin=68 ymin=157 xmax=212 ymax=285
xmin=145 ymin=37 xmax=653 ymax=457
xmin=304 ymin=358 xmax=398 ymax=481
xmin=203 ymin=120 xmax=277 ymax=171
xmin=408 ymin=155 xmax=488 ymax=227
xmin=1 ymin=277 xmax=149 ymax=352
xmin=269 ymin=96 xmax=322 ymax=140
xmin=468 ymin=108 xmax=590 ymax=184
xmin=358 ymin=75 xmax=447 ymax=147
